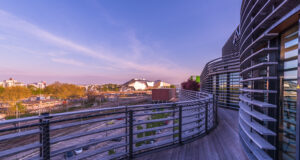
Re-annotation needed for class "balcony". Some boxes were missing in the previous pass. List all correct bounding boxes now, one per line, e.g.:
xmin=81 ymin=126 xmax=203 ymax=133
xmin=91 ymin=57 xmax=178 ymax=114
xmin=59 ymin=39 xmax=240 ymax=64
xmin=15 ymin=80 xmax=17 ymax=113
xmin=0 ymin=89 xmax=247 ymax=160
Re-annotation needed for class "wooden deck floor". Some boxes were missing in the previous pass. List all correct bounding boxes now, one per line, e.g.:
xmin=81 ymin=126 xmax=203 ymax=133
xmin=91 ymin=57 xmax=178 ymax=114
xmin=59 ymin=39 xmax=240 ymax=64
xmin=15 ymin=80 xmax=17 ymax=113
xmin=136 ymin=108 xmax=248 ymax=160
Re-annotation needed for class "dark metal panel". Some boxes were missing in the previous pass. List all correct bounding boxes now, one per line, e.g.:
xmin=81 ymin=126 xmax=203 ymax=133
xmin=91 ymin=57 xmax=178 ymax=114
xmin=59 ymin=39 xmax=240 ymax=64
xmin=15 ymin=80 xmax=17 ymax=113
xmin=297 ymin=14 xmax=300 ymax=160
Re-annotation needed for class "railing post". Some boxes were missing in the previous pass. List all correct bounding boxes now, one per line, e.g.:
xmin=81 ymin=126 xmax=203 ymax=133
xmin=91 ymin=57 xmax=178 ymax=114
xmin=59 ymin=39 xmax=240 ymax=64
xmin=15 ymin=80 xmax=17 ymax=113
xmin=215 ymin=95 xmax=218 ymax=125
xmin=178 ymin=105 xmax=183 ymax=144
xmin=125 ymin=106 xmax=128 ymax=156
xmin=198 ymin=101 xmax=202 ymax=133
xmin=128 ymin=110 xmax=134 ymax=159
xmin=205 ymin=102 xmax=208 ymax=133
xmin=39 ymin=113 xmax=50 ymax=160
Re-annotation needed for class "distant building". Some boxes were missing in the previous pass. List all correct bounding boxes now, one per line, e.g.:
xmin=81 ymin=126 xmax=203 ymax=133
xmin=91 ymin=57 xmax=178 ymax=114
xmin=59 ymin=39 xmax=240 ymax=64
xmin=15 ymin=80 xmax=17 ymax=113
xmin=122 ymin=79 xmax=148 ymax=91
xmin=121 ymin=78 xmax=172 ymax=91
xmin=1 ymin=78 xmax=26 ymax=87
xmin=28 ymin=81 xmax=47 ymax=89
xmin=153 ymin=80 xmax=171 ymax=88
xmin=3 ymin=78 xmax=18 ymax=87
xmin=152 ymin=88 xmax=176 ymax=102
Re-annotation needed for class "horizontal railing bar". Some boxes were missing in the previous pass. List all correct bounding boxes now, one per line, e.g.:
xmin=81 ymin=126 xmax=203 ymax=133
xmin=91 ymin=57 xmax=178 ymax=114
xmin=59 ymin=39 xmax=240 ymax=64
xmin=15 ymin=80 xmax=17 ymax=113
xmin=49 ymin=106 xmax=127 ymax=118
xmin=133 ymin=117 xmax=176 ymax=126
xmin=74 ymin=142 xmax=127 ymax=160
xmin=133 ymin=138 xmax=176 ymax=152
xmin=182 ymin=105 xmax=205 ymax=111
xmin=182 ymin=111 xmax=205 ymax=118
xmin=0 ymin=122 xmax=41 ymax=132
xmin=182 ymin=124 xmax=205 ymax=133
xmin=182 ymin=118 xmax=205 ymax=126
xmin=50 ymin=123 xmax=127 ymax=144
xmin=50 ymin=115 xmax=126 ymax=131
xmin=101 ymin=151 xmax=127 ymax=160
xmin=0 ymin=142 xmax=40 ymax=158
xmin=134 ymin=110 xmax=176 ymax=117
xmin=50 ymin=133 xmax=127 ymax=157
xmin=182 ymin=129 xmax=205 ymax=139
xmin=0 ymin=116 xmax=40 ymax=126
xmin=0 ymin=129 xmax=40 ymax=141
xmin=134 ymin=131 xmax=178 ymax=144
xmin=133 ymin=124 xmax=179 ymax=135
xmin=49 ymin=111 xmax=126 ymax=124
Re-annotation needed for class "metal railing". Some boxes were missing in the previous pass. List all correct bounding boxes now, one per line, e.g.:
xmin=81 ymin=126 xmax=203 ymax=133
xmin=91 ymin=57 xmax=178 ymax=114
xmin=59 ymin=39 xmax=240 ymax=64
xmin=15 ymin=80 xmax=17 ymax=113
xmin=0 ymin=90 xmax=216 ymax=160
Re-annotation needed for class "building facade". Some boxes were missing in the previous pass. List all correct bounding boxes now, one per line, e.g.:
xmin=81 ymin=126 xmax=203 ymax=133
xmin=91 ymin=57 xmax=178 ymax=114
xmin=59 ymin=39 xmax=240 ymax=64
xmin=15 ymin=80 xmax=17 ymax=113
xmin=200 ymin=0 xmax=300 ymax=159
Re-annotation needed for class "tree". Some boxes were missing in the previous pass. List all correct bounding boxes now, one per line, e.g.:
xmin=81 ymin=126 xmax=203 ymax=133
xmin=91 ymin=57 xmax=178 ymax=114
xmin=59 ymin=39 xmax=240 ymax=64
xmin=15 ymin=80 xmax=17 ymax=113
xmin=181 ymin=79 xmax=200 ymax=91
xmin=0 ymin=86 xmax=4 ymax=99
xmin=27 ymin=85 xmax=44 ymax=95
xmin=170 ymin=85 xmax=176 ymax=88
xmin=44 ymin=82 xmax=85 ymax=99
xmin=0 ymin=86 xmax=32 ymax=118
xmin=0 ymin=86 xmax=32 ymax=102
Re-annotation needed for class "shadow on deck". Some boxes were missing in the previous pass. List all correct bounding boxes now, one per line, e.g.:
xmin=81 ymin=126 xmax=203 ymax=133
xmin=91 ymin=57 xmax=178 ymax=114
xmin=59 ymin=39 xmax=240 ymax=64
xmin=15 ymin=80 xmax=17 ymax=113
xmin=135 ymin=108 xmax=247 ymax=160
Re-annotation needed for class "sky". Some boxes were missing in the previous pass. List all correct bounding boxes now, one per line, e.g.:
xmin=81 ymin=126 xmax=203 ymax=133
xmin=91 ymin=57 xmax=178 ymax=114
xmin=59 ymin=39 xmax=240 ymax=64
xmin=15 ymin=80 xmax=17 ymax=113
xmin=0 ymin=0 xmax=241 ymax=85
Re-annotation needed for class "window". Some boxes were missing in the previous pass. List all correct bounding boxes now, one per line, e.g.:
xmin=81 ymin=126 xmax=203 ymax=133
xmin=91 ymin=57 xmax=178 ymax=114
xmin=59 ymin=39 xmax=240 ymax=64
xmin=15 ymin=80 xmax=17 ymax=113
xmin=279 ymin=24 xmax=298 ymax=160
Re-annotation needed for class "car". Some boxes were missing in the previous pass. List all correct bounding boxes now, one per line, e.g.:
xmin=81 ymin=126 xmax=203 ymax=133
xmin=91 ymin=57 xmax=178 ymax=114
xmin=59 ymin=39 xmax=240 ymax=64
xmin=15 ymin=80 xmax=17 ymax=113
xmin=64 ymin=151 xmax=73 ymax=159
xmin=83 ymin=145 xmax=90 ymax=151
xmin=157 ymin=129 xmax=162 ymax=134
xmin=74 ymin=148 xmax=83 ymax=155
xmin=106 ymin=120 xmax=115 ymax=125
xmin=111 ymin=137 xmax=122 ymax=142
xmin=149 ymin=139 xmax=156 ymax=144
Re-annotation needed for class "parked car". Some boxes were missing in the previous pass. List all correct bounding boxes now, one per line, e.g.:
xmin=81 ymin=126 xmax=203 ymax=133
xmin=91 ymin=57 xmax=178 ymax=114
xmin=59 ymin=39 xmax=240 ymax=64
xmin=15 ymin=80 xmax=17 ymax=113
xmin=111 ymin=137 xmax=122 ymax=142
xmin=64 ymin=151 xmax=74 ymax=159
xmin=83 ymin=145 xmax=90 ymax=151
xmin=149 ymin=139 xmax=156 ymax=144
xmin=106 ymin=120 xmax=115 ymax=125
xmin=157 ymin=129 xmax=162 ymax=134
xmin=74 ymin=148 xmax=83 ymax=155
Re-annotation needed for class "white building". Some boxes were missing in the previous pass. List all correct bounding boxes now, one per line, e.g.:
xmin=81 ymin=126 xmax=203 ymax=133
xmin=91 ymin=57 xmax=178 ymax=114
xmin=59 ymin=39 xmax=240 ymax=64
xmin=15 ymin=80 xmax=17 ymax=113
xmin=128 ymin=80 xmax=147 ymax=90
xmin=154 ymin=80 xmax=171 ymax=88
xmin=3 ymin=78 xmax=18 ymax=87
xmin=28 ymin=81 xmax=46 ymax=89
xmin=146 ymin=82 xmax=154 ymax=88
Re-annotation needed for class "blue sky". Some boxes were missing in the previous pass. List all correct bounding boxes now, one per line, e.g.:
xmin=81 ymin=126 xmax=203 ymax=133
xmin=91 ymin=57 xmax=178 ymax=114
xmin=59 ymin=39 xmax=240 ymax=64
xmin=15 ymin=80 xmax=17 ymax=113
xmin=0 ymin=0 xmax=241 ymax=84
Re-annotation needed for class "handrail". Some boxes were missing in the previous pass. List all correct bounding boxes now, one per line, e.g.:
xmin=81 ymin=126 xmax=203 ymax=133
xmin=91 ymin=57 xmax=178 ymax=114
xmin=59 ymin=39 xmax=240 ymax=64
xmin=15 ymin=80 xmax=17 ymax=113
xmin=0 ymin=89 xmax=216 ymax=160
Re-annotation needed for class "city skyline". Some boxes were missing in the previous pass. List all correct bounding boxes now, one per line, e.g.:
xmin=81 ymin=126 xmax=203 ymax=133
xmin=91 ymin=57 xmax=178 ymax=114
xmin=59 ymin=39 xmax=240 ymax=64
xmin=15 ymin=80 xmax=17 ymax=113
xmin=0 ymin=0 xmax=241 ymax=84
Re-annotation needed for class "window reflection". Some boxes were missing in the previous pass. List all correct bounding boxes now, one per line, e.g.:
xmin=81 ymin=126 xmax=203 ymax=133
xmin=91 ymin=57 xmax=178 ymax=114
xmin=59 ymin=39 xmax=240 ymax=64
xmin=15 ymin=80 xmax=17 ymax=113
xmin=280 ymin=24 xmax=298 ymax=160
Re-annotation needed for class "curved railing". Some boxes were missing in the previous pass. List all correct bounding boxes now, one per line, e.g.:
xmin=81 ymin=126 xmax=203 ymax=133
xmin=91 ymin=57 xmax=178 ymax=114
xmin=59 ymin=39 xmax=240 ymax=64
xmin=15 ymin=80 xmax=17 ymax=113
xmin=200 ymin=53 xmax=241 ymax=109
xmin=0 ymin=90 xmax=215 ymax=160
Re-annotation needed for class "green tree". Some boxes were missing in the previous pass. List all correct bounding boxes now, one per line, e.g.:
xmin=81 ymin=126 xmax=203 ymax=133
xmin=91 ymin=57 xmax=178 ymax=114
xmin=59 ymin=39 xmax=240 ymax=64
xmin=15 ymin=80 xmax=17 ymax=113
xmin=0 ymin=86 xmax=32 ymax=118
xmin=44 ymin=82 xmax=85 ymax=99
xmin=28 ymin=85 xmax=44 ymax=95
xmin=170 ymin=85 xmax=176 ymax=88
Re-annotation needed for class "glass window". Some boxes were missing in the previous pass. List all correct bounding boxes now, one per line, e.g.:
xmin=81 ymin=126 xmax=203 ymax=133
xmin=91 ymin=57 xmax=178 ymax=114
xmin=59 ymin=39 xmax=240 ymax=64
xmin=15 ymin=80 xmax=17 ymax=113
xmin=284 ymin=59 xmax=297 ymax=70
xmin=279 ymin=24 xmax=298 ymax=160
xmin=284 ymin=49 xmax=298 ymax=59
xmin=285 ymin=39 xmax=298 ymax=48
xmin=283 ymin=80 xmax=297 ymax=91
xmin=284 ymin=70 xmax=297 ymax=79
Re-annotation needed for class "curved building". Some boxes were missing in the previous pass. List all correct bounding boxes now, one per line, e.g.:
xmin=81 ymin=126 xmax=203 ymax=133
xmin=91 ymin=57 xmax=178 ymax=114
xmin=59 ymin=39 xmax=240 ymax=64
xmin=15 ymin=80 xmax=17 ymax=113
xmin=201 ymin=0 xmax=300 ymax=159
xmin=200 ymin=27 xmax=241 ymax=109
